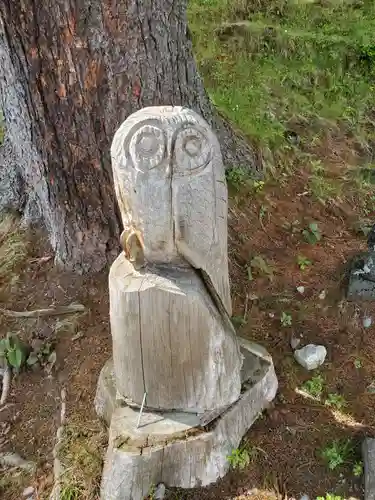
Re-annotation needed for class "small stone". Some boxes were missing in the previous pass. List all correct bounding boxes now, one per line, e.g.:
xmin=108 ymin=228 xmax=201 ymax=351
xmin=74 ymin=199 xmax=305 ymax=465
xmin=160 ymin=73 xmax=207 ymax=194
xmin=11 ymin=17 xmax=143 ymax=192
xmin=23 ymin=486 xmax=34 ymax=497
xmin=268 ymin=312 xmax=275 ymax=318
xmin=290 ymin=335 xmax=301 ymax=350
xmin=318 ymin=290 xmax=326 ymax=300
xmin=154 ymin=483 xmax=166 ymax=500
xmin=296 ymin=286 xmax=305 ymax=295
xmin=247 ymin=488 xmax=259 ymax=496
xmin=300 ymin=495 xmax=309 ymax=500
xmin=363 ymin=316 xmax=372 ymax=328
xmin=294 ymin=344 xmax=327 ymax=370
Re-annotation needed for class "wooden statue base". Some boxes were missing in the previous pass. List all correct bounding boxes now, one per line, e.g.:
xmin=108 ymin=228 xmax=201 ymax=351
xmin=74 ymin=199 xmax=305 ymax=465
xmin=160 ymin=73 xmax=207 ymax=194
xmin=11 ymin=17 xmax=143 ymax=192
xmin=95 ymin=339 xmax=278 ymax=500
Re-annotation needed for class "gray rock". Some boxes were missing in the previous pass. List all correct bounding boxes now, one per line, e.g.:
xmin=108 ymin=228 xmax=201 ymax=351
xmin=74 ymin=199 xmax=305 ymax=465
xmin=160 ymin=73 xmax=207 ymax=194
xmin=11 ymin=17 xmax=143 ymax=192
xmin=154 ymin=483 xmax=166 ymax=499
xmin=363 ymin=316 xmax=372 ymax=328
xmin=22 ymin=486 xmax=35 ymax=497
xmin=294 ymin=344 xmax=326 ymax=370
xmin=299 ymin=495 xmax=310 ymax=500
xmin=290 ymin=335 xmax=302 ymax=350
xmin=363 ymin=438 xmax=375 ymax=500
xmin=348 ymin=252 xmax=375 ymax=300
xmin=0 ymin=452 xmax=36 ymax=472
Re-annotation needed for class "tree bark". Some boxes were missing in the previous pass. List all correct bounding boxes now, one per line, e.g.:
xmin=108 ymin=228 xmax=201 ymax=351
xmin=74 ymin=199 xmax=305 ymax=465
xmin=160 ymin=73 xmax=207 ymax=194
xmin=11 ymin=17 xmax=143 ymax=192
xmin=0 ymin=0 xmax=258 ymax=272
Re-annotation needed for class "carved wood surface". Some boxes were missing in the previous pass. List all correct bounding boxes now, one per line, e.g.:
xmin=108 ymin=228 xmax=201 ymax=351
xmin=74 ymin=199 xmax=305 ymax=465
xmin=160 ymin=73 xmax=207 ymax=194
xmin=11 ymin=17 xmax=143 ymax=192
xmin=109 ymin=255 xmax=242 ymax=412
xmin=110 ymin=106 xmax=242 ymax=412
xmin=111 ymin=106 xmax=232 ymax=315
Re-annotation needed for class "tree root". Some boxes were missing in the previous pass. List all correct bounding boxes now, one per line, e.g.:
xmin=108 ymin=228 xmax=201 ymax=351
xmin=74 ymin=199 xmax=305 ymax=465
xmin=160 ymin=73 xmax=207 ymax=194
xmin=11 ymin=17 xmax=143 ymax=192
xmin=2 ymin=303 xmax=85 ymax=318
xmin=50 ymin=387 xmax=66 ymax=500
xmin=0 ymin=364 xmax=11 ymax=406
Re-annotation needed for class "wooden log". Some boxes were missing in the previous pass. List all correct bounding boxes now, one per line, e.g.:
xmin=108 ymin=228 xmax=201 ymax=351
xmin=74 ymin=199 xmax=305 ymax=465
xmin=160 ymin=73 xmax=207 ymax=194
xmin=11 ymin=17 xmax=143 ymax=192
xmin=109 ymin=255 xmax=242 ymax=412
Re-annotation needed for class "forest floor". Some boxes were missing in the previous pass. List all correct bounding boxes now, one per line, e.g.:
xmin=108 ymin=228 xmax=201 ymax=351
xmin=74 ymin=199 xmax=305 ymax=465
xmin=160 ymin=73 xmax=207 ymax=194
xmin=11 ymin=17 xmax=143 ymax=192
xmin=1 ymin=0 xmax=375 ymax=499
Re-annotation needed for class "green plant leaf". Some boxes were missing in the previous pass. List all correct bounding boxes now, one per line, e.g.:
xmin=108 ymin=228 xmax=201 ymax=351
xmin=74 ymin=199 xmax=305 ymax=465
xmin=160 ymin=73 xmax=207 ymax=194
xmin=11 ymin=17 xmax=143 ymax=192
xmin=48 ymin=351 xmax=57 ymax=366
xmin=7 ymin=347 xmax=23 ymax=369
xmin=27 ymin=353 xmax=39 ymax=366
xmin=0 ymin=339 xmax=7 ymax=357
xmin=247 ymin=266 xmax=253 ymax=281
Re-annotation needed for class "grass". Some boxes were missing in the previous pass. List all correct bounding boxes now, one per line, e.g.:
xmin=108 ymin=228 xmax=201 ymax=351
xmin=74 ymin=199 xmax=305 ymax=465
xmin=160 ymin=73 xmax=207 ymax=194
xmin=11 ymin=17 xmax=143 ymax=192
xmin=0 ymin=470 xmax=32 ymax=499
xmin=58 ymin=423 xmax=106 ymax=500
xmin=188 ymin=0 xmax=375 ymax=149
xmin=0 ymin=213 xmax=28 ymax=289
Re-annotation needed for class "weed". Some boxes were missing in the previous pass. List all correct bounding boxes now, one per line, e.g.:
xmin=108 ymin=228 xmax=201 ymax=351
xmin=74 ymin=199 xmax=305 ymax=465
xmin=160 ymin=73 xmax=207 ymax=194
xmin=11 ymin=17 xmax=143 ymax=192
xmin=353 ymin=461 xmax=363 ymax=477
xmin=302 ymin=222 xmax=321 ymax=244
xmin=282 ymin=220 xmax=300 ymax=234
xmin=317 ymin=495 xmax=344 ymax=500
xmin=226 ymin=166 xmax=252 ymax=191
xmin=325 ymin=393 xmax=347 ymax=411
xmin=247 ymin=255 xmax=274 ymax=282
xmin=148 ymin=484 xmax=156 ymax=500
xmin=297 ymin=255 xmax=312 ymax=271
xmin=231 ymin=315 xmax=247 ymax=327
xmin=227 ymin=447 xmax=250 ymax=470
xmin=354 ymin=359 xmax=362 ymax=369
xmin=27 ymin=341 xmax=57 ymax=373
xmin=280 ymin=311 xmax=292 ymax=327
xmin=253 ymin=180 xmax=265 ymax=193
xmin=259 ymin=205 xmax=268 ymax=222
xmin=0 ymin=333 xmax=27 ymax=371
xmin=321 ymin=439 xmax=353 ymax=470
xmin=302 ymin=375 xmax=324 ymax=398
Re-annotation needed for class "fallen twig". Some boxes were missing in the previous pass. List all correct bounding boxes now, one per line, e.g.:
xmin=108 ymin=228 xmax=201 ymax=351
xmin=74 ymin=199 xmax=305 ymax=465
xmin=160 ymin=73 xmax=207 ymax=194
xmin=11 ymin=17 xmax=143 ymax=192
xmin=29 ymin=255 xmax=53 ymax=265
xmin=0 ymin=364 xmax=11 ymax=406
xmin=2 ymin=303 xmax=85 ymax=318
xmin=243 ymin=293 xmax=249 ymax=322
xmin=50 ymin=387 xmax=66 ymax=500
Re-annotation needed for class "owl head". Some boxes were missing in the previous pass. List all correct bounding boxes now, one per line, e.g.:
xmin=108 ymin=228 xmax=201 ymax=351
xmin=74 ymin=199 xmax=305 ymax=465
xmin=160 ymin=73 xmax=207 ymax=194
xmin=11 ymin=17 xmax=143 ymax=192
xmin=111 ymin=106 xmax=231 ymax=313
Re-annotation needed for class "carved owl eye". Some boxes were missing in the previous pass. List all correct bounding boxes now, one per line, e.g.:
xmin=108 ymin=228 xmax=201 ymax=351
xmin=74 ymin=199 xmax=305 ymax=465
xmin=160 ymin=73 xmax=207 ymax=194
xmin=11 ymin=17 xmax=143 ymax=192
xmin=173 ymin=125 xmax=212 ymax=175
xmin=128 ymin=125 xmax=166 ymax=170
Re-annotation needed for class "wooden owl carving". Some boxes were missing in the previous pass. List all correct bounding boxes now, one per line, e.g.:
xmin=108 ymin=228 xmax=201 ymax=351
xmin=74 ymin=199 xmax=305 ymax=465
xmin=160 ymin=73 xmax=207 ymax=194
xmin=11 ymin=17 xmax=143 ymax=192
xmin=111 ymin=106 xmax=232 ymax=316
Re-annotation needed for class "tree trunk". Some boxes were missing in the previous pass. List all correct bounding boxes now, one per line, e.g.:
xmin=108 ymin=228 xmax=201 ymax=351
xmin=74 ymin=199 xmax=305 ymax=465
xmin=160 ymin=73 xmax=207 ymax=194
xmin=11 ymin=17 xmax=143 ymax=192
xmin=0 ymin=0 xmax=258 ymax=272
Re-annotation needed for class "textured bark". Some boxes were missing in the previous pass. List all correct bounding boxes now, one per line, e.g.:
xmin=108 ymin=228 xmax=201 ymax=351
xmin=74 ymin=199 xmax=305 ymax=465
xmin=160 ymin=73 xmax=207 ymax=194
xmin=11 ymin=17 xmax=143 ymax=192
xmin=0 ymin=0 xmax=258 ymax=272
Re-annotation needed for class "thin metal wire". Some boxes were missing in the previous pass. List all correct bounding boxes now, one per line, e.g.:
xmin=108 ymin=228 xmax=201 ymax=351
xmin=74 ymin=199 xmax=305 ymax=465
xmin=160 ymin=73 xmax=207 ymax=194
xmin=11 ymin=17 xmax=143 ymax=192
xmin=136 ymin=392 xmax=147 ymax=428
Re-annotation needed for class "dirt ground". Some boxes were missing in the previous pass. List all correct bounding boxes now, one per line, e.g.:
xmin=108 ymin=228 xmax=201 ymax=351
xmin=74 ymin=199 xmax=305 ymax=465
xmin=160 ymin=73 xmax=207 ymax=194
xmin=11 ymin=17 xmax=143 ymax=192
xmin=1 ymin=132 xmax=375 ymax=499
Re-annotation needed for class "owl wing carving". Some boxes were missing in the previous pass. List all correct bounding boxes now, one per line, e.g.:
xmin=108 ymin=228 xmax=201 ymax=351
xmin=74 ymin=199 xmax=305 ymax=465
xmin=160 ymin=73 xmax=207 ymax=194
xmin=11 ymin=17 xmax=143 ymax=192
xmin=171 ymin=113 xmax=232 ymax=317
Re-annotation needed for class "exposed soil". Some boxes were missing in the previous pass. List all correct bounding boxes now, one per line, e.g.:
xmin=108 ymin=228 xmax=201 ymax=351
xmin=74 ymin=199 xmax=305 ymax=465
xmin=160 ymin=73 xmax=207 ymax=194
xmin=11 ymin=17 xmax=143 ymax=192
xmin=1 ymin=134 xmax=375 ymax=499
